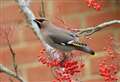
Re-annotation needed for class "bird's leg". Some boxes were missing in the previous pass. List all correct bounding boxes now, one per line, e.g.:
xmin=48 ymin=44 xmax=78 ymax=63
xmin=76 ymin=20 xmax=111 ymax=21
xmin=64 ymin=52 xmax=74 ymax=60
xmin=59 ymin=52 xmax=72 ymax=66
xmin=50 ymin=48 xmax=57 ymax=55
xmin=49 ymin=49 xmax=65 ymax=62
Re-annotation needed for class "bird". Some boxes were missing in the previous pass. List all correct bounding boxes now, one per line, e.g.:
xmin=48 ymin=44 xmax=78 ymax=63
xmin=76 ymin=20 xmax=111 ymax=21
xmin=33 ymin=17 xmax=95 ymax=55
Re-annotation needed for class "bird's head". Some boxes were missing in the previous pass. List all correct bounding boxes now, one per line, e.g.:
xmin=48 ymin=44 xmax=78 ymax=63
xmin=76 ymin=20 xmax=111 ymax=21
xmin=34 ymin=18 xmax=48 ymax=23
xmin=33 ymin=18 xmax=48 ymax=28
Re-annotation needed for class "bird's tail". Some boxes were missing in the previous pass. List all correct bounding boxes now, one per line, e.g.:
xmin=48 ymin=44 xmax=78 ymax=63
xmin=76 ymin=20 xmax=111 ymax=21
xmin=70 ymin=42 xmax=95 ymax=55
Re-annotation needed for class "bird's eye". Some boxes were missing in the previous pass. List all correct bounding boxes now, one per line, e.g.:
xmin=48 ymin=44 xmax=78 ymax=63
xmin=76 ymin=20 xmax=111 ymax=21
xmin=35 ymin=18 xmax=46 ymax=23
xmin=39 ymin=19 xmax=45 ymax=22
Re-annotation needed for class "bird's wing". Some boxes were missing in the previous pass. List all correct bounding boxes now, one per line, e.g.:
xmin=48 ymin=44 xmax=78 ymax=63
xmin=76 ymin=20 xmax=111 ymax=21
xmin=47 ymin=29 xmax=75 ymax=45
xmin=45 ymin=23 xmax=76 ymax=45
xmin=48 ymin=31 xmax=87 ymax=47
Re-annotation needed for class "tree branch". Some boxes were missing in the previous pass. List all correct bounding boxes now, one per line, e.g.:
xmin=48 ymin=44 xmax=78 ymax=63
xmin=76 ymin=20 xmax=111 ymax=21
xmin=6 ymin=35 xmax=18 ymax=75
xmin=15 ymin=0 xmax=61 ymax=60
xmin=0 ymin=26 xmax=21 ymax=81
xmin=0 ymin=64 xmax=26 ymax=82
xmin=26 ymin=0 xmax=32 ymax=6
xmin=75 ymin=20 xmax=120 ymax=36
xmin=15 ymin=0 xmax=48 ymax=46
xmin=40 ymin=0 xmax=46 ymax=17
xmin=3 ymin=28 xmax=18 ymax=75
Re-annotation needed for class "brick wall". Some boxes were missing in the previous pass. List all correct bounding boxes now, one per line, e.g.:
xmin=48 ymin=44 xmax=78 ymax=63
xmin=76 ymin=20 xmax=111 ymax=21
xmin=0 ymin=0 xmax=120 ymax=82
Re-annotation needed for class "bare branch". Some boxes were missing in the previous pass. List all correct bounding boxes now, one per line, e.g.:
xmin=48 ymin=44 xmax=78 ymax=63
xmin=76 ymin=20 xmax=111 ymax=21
xmin=6 ymin=35 xmax=18 ymax=75
xmin=2 ymin=26 xmax=18 ymax=75
xmin=0 ymin=28 xmax=25 ymax=81
xmin=26 ymin=0 xmax=32 ymax=6
xmin=0 ymin=64 xmax=26 ymax=82
xmin=40 ymin=0 xmax=46 ymax=17
xmin=15 ymin=0 xmax=47 ymax=45
xmin=75 ymin=20 xmax=120 ymax=36
xmin=15 ymin=0 xmax=60 ymax=60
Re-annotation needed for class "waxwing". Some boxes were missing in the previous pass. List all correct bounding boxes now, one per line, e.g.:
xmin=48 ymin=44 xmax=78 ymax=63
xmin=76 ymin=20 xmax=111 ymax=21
xmin=33 ymin=18 xmax=95 ymax=55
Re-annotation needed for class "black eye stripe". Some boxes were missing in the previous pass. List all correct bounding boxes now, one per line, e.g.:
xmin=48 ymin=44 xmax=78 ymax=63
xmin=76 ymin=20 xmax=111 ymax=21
xmin=37 ymin=19 xmax=46 ymax=22
xmin=34 ymin=20 xmax=42 ymax=28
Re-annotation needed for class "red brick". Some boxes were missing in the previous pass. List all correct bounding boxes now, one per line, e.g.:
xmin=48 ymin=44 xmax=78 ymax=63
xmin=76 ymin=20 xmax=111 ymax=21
xmin=51 ymin=16 xmax=81 ymax=30
xmin=0 ymin=1 xmax=119 ymax=82
xmin=113 ymin=28 xmax=120 ymax=48
xmin=85 ymin=11 xmax=120 ymax=51
xmin=0 ymin=41 xmax=45 ymax=66
xmin=84 ymin=78 xmax=105 ymax=82
xmin=0 ymin=73 xmax=19 ymax=82
xmin=99 ymin=0 xmax=113 ymax=9
xmin=0 ymin=4 xmax=24 ymax=24
xmin=14 ymin=42 xmax=44 ymax=64
xmin=86 ymin=11 xmax=120 ymax=27
xmin=90 ymin=52 xmax=120 ymax=75
xmin=52 ymin=0 xmax=113 ymax=17
xmin=0 ymin=4 xmax=25 ymax=47
xmin=0 ymin=48 xmax=12 ymax=66
xmin=0 ymin=73 xmax=12 ymax=82
xmin=53 ymin=0 xmax=91 ymax=16
xmin=90 ymin=56 xmax=106 ymax=75
xmin=27 ymin=66 xmax=54 ymax=82
xmin=0 ymin=49 xmax=4 ymax=64
xmin=84 ymin=28 xmax=113 ymax=51
xmin=0 ymin=25 xmax=20 ymax=46
xmin=30 ymin=2 xmax=41 ymax=18
xmin=21 ymin=26 xmax=38 ymax=42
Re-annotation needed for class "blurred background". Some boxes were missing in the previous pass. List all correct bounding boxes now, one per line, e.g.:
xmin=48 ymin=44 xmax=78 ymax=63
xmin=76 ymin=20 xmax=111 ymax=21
xmin=0 ymin=0 xmax=120 ymax=82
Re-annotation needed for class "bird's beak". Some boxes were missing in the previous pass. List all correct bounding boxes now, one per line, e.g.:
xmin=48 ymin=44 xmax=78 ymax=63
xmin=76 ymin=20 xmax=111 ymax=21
xmin=34 ymin=18 xmax=48 ymax=23
xmin=79 ymin=45 xmax=95 ymax=55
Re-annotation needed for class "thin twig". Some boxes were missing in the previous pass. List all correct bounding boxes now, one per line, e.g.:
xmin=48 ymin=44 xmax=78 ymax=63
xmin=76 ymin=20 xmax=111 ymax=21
xmin=4 ymin=28 xmax=18 ymax=75
xmin=75 ymin=20 xmax=120 ymax=36
xmin=6 ymin=36 xmax=18 ymax=75
xmin=0 ymin=28 xmax=24 ymax=82
xmin=40 ymin=0 xmax=46 ymax=17
xmin=0 ymin=64 xmax=26 ymax=82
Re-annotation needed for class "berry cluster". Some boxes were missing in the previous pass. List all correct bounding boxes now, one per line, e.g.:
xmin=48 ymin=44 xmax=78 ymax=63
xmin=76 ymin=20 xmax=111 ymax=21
xmin=38 ymin=54 xmax=61 ymax=67
xmin=99 ymin=36 xmax=119 ymax=82
xmin=99 ymin=62 xmax=118 ymax=82
xmin=38 ymin=51 xmax=84 ymax=82
xmin=53 ymin=60 xmax=85 ymax=82
xmin=85 ymin=0 xmax=101 ymax=10
xmin=38 ymin=49 xmax=48 ymax=64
